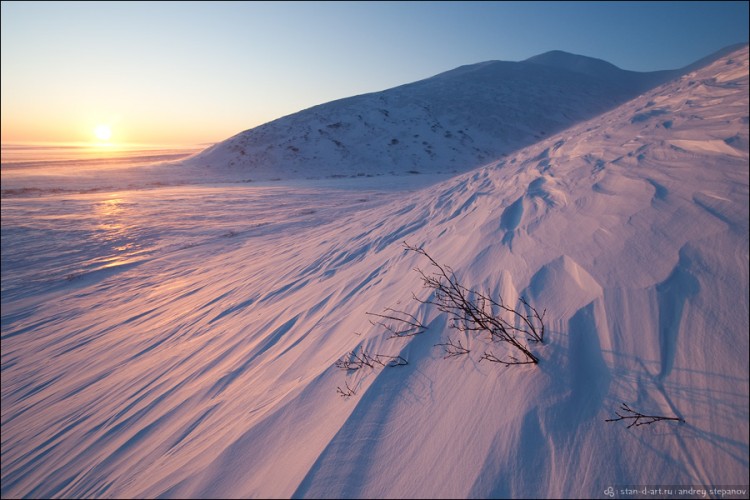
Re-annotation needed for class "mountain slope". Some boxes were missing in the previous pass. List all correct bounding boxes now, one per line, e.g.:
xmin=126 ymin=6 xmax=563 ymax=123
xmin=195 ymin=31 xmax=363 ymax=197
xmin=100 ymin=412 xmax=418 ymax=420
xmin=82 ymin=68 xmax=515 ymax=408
xmin=524 ymin=49 xmax=678 ymax=91
xmin=1 ymin=44 xmax=748 ymax=499
xmin=183 ymin=50 xmax=683 ymax=181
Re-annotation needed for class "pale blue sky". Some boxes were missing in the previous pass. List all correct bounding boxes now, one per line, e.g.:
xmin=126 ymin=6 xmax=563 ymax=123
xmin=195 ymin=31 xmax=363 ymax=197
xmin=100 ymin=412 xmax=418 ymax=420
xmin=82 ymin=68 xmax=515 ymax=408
xmin=1 ymin=1 xmax=747 ymax=145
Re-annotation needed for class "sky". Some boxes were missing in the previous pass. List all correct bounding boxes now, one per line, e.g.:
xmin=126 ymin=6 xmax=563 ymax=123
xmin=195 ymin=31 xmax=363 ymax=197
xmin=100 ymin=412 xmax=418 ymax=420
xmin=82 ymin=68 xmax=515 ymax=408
xmin=1 ymin=1 xmax=748 ymax=147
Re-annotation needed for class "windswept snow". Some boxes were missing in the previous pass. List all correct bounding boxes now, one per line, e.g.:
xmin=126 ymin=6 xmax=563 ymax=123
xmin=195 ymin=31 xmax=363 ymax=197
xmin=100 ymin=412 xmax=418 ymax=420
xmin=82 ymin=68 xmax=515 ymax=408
xmin=1 ymin=45 xmax=748 ymax=499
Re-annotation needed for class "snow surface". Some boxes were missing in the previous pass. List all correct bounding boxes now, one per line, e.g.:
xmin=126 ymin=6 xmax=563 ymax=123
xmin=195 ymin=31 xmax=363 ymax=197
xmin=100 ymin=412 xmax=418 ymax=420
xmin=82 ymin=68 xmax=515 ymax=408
xmin=1 ymin=45 xmax=748 ymax=499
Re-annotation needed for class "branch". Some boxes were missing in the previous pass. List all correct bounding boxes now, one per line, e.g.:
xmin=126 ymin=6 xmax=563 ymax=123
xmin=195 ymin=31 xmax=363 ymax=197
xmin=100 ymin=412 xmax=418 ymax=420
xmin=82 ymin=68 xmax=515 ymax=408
xmin=404 ymin=242 xmax=542 ymax=365
xmin=605 ymin=403 xmax=685 ymax=428
xmin=374 ymin=354 xmax=409 ymax=367
xmin=336 ymin=381 xmax=356 ymax=399
xmin=335 ymin=350 xmax=409 ymax=371
xmin=335 ymin=349 xmax=378 ymax=371
xmin=366 ymin=307 xmax=427 ymax=338
xmin=479 ymin=350 xmax=537 ymax=366
xmin=435 ymin=338 xmax=470 ymax=359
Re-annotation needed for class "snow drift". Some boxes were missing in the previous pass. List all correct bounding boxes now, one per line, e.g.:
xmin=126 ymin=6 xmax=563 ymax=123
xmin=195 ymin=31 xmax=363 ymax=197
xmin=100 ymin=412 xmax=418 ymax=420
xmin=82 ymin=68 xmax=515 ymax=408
xmin=1 ymin=45 xmax=748 ymax=499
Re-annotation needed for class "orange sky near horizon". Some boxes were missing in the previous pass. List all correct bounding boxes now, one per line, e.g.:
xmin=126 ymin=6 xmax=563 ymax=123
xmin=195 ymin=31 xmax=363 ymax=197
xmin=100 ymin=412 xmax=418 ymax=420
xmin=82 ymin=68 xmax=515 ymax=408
xmin=1 ymin=88 xmax=243 ymax=147
xmin=2 ymin=112 xmax=228 ymax=147
xmin=2 ymin=2 xmax=747 ymax=148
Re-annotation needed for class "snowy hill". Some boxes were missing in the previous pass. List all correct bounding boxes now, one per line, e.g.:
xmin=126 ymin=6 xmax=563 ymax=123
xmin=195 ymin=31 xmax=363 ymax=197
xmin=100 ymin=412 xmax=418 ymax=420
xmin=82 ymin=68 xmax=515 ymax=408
xmin=524 ymin=50 xmax=677 ymax=91
xmin=1 ymin=44 xmax=748 ymax=499
xmin=183 ymin=50 xmax=685 ymax=181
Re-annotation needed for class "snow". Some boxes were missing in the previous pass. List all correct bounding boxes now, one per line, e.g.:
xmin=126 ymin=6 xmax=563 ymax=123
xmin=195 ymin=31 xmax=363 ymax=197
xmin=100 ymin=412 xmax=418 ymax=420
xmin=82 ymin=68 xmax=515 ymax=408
xmin=181 ymin=51 xmax=685 ymax=183
xmin=1 ymin=45 xmax=748 ymax=499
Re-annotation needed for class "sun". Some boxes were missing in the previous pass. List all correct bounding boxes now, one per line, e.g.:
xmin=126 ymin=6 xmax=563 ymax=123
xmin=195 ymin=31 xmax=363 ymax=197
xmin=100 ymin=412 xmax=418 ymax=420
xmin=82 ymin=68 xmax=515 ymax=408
xmin=94 ymin=124 xmax=112 ymax=142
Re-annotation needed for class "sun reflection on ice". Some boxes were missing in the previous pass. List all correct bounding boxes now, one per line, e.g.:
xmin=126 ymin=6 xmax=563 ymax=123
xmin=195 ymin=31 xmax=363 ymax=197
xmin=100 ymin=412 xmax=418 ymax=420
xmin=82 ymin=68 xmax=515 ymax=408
xmin=92 ymin=196 xmax=143 ymax=268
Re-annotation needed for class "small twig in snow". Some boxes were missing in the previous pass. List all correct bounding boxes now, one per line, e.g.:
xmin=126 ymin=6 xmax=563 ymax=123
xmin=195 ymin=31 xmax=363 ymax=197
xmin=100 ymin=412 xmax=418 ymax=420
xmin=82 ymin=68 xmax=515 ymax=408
xmin=605 ymin=402 xmax=685 ymax=428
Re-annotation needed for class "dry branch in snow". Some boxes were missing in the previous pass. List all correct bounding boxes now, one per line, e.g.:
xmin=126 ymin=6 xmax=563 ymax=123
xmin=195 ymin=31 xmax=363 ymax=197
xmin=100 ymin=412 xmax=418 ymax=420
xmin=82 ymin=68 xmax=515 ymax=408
xmin=336 ymin=381 xmax=356 ymax=399
xmin=405 ymin=242 xmax=545 ymax=365
xmin=435 ymin=338 xmax=471 ymax=358
xmin=366 ymin=308 xmax=427 ymax=338
xmin=605 ymin=402 xmax=685 ymax=428
xmin=335 ymin=349 xmax=409 ymax=371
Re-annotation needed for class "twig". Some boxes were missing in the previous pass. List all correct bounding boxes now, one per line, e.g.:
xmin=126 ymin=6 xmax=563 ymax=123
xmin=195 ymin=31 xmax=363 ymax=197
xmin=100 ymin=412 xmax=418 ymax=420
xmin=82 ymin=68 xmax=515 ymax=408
xmin=605 ymin=402 xmax=685 ymax=428
xmin=336 ymin=381 xmax=356 ymax=398
xmin=366 ymin=307 xmax=427 ymax=338
xmin=435 ymin=338 xmax=470 ymax=358
xmin=479 ymin=350 xmax=536 ymax=366
xmin=374 ymin=354 xmax=409 ymax=367
xmin=335 ymin=349 xmax=377 ymax=371
xmin=335 ymin=350 xmax=408 ymax=371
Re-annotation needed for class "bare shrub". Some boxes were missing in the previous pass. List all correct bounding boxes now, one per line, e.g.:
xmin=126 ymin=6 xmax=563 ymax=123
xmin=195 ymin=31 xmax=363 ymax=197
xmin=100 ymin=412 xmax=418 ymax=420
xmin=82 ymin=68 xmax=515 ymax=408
xmin=338 ymin=242 xmax=547 ymax=396
xmin=405 ymin=242 xmax=544 ymax=365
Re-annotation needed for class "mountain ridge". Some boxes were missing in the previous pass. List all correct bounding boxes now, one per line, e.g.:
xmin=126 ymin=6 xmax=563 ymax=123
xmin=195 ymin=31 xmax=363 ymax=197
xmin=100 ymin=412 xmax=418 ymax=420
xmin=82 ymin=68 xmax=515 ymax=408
xmin=184 ymin=44 xmax=745 ymax=182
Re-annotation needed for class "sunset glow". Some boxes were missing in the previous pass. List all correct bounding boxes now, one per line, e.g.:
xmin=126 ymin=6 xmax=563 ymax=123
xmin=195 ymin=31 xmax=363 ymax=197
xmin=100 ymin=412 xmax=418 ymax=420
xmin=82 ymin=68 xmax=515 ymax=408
xmin=1 ymin=2 xmax=747 ymax=147
xmin=94 ymin=125 xmax=112 ymax=142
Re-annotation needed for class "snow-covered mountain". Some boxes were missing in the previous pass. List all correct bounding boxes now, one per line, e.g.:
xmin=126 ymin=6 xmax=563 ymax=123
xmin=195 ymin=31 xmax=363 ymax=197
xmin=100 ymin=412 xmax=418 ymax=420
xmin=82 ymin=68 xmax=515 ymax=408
xmin=1 ymin=44 xmax=748 ymax=499
xmin=184 ymin=50 xmax=687 ymax=181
